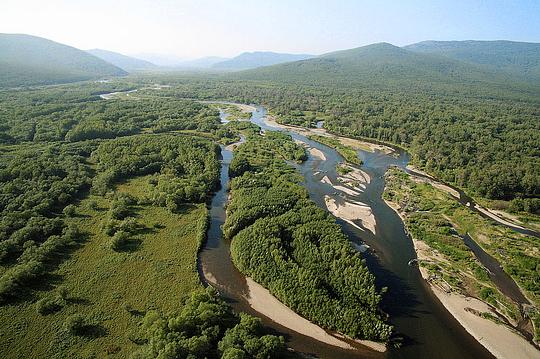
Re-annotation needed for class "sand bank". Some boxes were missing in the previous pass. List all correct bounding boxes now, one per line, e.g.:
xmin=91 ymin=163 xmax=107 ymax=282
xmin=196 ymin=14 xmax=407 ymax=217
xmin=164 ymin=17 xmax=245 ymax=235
xmin=264 ymin=115 xmax=394 ymax=154
xmin=309 ymin=147 xmax=326 ymax=161
xmin=325 ymin=195 xmax=376 ymax=235
xmin=474 ymin=204 xmax=526 ymax=230
xmin=425 ymin=269 xmax=540 ymax=359
xmin=409 ymin=173 xmax=461 ymax=199
xmin=384 ymin=199 xmax=540 ymax=359
xmin=245 ymin=277 xmax=386 ymax=352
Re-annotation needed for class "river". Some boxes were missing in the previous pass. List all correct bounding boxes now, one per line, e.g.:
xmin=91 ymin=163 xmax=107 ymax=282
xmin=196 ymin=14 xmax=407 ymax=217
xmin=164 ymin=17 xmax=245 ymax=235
xmin=98 ymin=89 xmax=531 ymax=357
xmin=199 ymin=106 xmax=499 ymax=359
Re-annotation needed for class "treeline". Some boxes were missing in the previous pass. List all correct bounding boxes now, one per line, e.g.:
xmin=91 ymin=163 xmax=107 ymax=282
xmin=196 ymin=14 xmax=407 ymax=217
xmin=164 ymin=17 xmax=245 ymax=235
xmin=90 ymin=135 xmax=220 ymax=209
xmin=131 ymin=75 xmax=540 ymax=210
xmin=0 ymin=85 xmax=222 ymax=144
xmin=224 ymin=130 xmax=392 ymax=341
xmin=0 ymin=143 xmax=92 ymax=302
xmin=308 ymin=134 xmax=362 ymax=165
xmin=134 ymin=288 xmax=287 ymax=359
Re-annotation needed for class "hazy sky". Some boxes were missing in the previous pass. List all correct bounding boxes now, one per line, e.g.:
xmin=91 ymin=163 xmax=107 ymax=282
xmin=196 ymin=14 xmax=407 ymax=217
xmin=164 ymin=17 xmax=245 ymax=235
xmin=1 ymin=0 xmax=539 ymax=60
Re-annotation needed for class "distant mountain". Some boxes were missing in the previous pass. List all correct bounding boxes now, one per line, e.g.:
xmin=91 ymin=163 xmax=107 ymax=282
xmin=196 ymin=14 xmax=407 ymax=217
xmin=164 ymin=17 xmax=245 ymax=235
xmin=87 ymin=49 xmax=157 ymax=71
xmin=213 ymin=51 xmax=314 ymax=70
xmin=133 ymin=53 xmax=187 ymax=67
xmin=404 ymin=40 xmax=540 ymax=81
xmin=178 ymin=56 xmax=230 ymax=68
xmin=0 ymin=34 xmax=127 ymax=87
xmin=234 ymin=42 xmax=527 ymax=88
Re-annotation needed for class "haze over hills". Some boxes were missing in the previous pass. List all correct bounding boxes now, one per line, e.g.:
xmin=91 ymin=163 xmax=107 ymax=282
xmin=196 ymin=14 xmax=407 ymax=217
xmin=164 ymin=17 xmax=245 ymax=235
xmin=177 ymin=56 xmax=230 ymax=69
xmin=0 ymin=34 xmax=127 ymax=87
xmin=2 ymin=34 xmax=539 ymax=93
xmin=404 ymin=40 xmax=540 ymax=81
xmin=212 ymin=51 xmax=315 ymax=70
xmin=87 ymin=49 xmax=157 ymax=72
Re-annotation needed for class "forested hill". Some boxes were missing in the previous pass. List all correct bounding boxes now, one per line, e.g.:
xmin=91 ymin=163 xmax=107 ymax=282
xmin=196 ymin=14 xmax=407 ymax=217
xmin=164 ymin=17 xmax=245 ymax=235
xmin=213 ymin=51 xmax=314 ymax=70
xmin=233 ymin=42 xmax=539 ymax=96
xmin=404 ymin=40 xmax=540 ymax=82
xmin=87 ymin=49 xmax=157 ymax=72
xmin=0 ymin=34 xmax=127 ymax=87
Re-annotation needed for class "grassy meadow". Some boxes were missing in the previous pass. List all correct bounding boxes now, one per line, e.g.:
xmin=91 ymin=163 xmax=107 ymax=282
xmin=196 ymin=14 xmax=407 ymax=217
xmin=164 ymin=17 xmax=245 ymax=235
xmin=0 ymin=176 xmax=207 ymax=358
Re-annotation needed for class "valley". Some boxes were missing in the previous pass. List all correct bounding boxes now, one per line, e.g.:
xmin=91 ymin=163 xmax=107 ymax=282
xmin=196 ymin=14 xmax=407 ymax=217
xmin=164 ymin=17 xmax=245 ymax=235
xmin=0 ymin=18 xmax=539 ymax=358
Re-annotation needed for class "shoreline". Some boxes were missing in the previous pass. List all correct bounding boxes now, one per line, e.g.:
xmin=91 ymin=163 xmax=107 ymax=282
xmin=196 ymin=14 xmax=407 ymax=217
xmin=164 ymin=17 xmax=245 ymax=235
xmin=384 ymin=199 xmax=540 ymax=359
xmin=264 ymin=114 xmax=394 ymax=154
xmin=245 ymin=277 xmax=387 ymax=353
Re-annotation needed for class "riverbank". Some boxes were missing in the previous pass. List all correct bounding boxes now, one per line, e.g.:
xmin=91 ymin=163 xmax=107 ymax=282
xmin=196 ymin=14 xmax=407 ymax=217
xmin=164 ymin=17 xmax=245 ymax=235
xmin=265 ymin=114 xmax=393 ymax=154
xmin=245 ymin=277 xmax=387 ymax=352
xmin=384 ymin=190 xmax=540 ymax=359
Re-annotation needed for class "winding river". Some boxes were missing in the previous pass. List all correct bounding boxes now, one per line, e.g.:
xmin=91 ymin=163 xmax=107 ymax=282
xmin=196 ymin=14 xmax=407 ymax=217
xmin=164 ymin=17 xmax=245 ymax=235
xmin=199 ymin=106 xmax=512 ymax=359
xmin=100 ymin=90 xmax=532 ymax=358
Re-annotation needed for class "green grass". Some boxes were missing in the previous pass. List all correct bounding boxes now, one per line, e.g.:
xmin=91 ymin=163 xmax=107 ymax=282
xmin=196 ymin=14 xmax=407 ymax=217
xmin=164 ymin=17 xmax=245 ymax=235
xmin=0 ymin=176 xmax=207 ymax=358
xmin=384 ymin=168 xmax=539 ymax=339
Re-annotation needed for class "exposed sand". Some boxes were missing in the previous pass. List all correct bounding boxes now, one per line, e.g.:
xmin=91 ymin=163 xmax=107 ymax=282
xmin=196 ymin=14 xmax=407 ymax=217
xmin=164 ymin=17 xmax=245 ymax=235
xmin=264 ymin=115 xmax=394 ymax=154
xmin=309 ymin=147 xmax=326 ymax=161
xmin=236 ymin=103 xmax=257 ymax=113
xmin=408 ymin=165 xmax=533 ymax=231
xmin=224 ymin=136 xmax=246 ymax=151
xmin=245 ymin=277 xmax=386 ymax=352
xmin=321 ymin=175 xmax=332 ymax=185
xmin=406 ymin=164 xmax=435 ymax=179
xmin=321 ymin=175 xmax=363 ymax=196
xmin=202 ymin=101 xmax=257 ymax=114
xmin=352 ymin=242 xmax=370 ymax=253
xmin=384 ymin=199 xmax=540 ymax=359
xmin=337 ymin=164 xmax=370 ymax=192
xmin=424 ymin=267 xmax=540 ymax=359
xmin=325 ymin=195 xmax=376 ymax=235
xmin=474 ymin=204 xmax=527 ymax=230
xmin=337 ymin=136 xmax=392 ymax=154
xmin=342 ymin=166 xmax=371 ymax=185
xmin=333 ymin=184 xmax=362 ymax=196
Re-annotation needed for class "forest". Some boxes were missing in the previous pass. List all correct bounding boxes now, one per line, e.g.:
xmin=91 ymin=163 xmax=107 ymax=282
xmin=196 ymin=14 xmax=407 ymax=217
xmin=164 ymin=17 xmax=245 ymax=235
xmin=134 ymin=288 xmax=287 ymax=358
xmin=131 ymin=74 xmax=540 ymax=214
xmin=0 ymin=84 xmax=288 ymax=358
xmin=224 ymin=129 xmax=392 ymax=341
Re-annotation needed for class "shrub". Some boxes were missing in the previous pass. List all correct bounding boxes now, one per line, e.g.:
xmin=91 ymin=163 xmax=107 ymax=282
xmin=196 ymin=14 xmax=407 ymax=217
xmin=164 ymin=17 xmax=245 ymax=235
xmin=36 ymin=296 xmax=63 ymax=315
xmin=63 ymin=204 xmax=76 ymax=217
xmin=109 ymin=230 xmax=130 ymax=251
xmin=63 ymin=313 xmax=87 ymax=335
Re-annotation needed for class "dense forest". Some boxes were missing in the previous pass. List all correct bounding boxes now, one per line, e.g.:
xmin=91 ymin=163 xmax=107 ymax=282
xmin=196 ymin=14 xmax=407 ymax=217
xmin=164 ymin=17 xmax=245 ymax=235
xmin=0 ymin=85 xmax=290 ymax=358
xmin=132 ymin=74 xmax=540 ymax=213
xmin=224 ymin=130 xmax=392 ymax=341
xmin=134 ymin=288 xmax=287 ymax=358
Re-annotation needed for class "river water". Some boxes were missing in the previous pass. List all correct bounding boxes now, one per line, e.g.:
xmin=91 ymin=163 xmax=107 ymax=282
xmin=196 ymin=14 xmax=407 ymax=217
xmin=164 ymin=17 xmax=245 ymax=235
xmin=199 ymin=106 xmax=501 ymax=359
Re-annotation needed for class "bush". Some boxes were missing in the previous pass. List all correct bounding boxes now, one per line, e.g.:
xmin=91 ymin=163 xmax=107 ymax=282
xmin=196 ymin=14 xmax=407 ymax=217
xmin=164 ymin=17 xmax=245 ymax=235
xmin=63 ymin=204 xmax=76 ymax=217
xmin=63 ymin=313 xmax=87 ymax=335
xmin=109 ymin=230 xmax=130 ymax=251
xmin=36 ymin=297 xmax=63 ymax=315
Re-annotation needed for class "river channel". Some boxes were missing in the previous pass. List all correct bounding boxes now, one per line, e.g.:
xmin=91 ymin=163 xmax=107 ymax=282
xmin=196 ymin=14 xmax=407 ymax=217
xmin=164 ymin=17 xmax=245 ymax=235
xmin=198 ymin=106 xmax=502 ymax=359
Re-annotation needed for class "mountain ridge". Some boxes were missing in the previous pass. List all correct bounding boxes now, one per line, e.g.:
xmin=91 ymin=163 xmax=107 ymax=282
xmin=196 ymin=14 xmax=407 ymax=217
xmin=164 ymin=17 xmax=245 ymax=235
xmin=213 ymin=51 xmax=314 ymax=70
xmin=0 ymin=33 xmax=127 ymax=87
xmin=87 ymin=48 xmax=157 ymax=71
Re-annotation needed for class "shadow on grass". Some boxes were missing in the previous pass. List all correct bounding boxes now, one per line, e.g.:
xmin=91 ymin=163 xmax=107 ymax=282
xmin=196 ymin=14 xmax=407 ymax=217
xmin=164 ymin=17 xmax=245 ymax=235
xmin=76 ymin=323 xmax=108 ymax=338
xmin=0 ymin=230 xmax=91 ymax=306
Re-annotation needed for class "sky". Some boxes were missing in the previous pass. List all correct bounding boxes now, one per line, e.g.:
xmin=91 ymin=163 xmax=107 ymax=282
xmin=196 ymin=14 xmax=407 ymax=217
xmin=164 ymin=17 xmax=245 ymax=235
xmin=1 ymin=0 xmax=539 ymax=62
